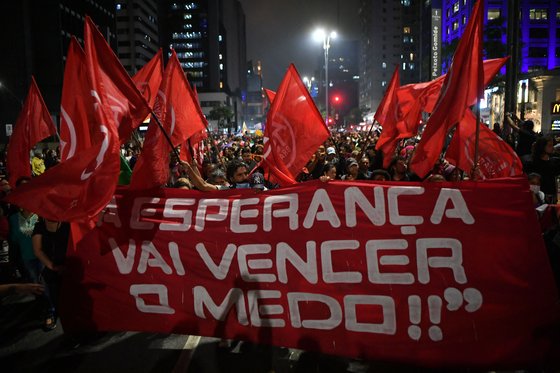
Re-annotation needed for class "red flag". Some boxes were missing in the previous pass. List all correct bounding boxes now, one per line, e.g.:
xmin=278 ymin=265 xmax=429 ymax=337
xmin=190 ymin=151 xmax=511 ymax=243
xmin=85 ymin=16 xmax=150 ymax=142
xmin=130 ymin=50 xmax=207 ymax=190
xmin=409 ymin=0 xmax=484 ymax=178
xmin=445 ymin=109 xmax=523 ymax=179
xmin=132 ymin=49 xmax=163 ymax=110
xmin=7 ymin=77 xmax=56 ymax=186
xmin=265 ymin=88 xmax=276 ymax=104
xmin=5 ymin=23 xmax=124 ymax=221
xmin=396 ymin=57 xmax=509 ymax=145
xmin=262 ymin=64 xmax=329 ymax=186
xmin=60 ymin=38 xmax=98 ymax=162
xmin=374 ymin=67 xmax=403 ymax=168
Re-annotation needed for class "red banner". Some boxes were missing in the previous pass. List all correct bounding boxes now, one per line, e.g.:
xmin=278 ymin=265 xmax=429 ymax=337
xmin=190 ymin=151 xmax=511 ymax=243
xmin=61 ymin=178 xmax=559 ymax=368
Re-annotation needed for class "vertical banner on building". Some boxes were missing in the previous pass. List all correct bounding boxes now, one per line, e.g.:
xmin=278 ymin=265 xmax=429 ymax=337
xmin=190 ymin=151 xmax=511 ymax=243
xmin=431 ymin=8 xmax=442 ymax=78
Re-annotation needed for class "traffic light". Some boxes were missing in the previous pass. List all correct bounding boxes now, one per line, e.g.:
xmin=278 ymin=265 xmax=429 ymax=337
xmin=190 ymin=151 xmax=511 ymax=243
xmin=333 ymin=95 xmax=341 ymax=104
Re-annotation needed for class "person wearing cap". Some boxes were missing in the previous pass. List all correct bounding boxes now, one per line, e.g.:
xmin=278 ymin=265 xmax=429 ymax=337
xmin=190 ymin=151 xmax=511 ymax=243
xmin=341 ymin=157 xmax=360 ymax=180
xmin=326 ymin=147 xmax=337 ymax=162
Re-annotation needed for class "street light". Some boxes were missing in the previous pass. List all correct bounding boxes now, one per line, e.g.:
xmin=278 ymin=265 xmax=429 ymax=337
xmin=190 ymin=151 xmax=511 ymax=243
xmin=313 ymin=28 xmax=337 ymax=125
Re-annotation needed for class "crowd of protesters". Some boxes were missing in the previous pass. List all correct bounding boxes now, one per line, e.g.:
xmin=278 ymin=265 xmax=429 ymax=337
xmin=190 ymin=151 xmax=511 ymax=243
xmin=1 ymin=113 xmax=560 ymax=335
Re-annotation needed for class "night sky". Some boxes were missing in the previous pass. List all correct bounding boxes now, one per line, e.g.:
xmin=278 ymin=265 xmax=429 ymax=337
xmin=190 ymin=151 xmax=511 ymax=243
xmin=239 ymin=0 xmax=361 ymax=89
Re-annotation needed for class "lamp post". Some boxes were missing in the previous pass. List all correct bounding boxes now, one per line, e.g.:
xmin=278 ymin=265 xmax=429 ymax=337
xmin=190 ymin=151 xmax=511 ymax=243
xmin=313 ymin=28 xmax=337 ymax=125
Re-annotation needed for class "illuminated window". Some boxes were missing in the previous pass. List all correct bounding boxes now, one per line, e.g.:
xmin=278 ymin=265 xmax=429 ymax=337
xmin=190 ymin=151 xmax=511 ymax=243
xmin=409 ymin=53 xmax=414 ymax=61
xmin=403 ymin=26 xmax=411 ymax=34
xmin=453 ymin=1 xmax=459 ymax=13
xmin=382 ymin=62 xmax=387 ymax=68
xmin=487 ymin=8 xmax=500 ymax=20
xmin=220 ymin=81 xmax=223 ymax=89
xmin=462 ymin=15 xmax=466 ymax=24
xmin=184 ymin=14 xmax=192 ymax=19
xmin=453 ymin=21 xmax=459 ymax=31
xmin=529 ymin=9 xmax=548 ymax=20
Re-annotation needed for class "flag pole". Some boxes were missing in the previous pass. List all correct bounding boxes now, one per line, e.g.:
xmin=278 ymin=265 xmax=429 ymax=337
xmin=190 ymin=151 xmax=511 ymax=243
xmin=358 ymin=120 xmax=378 ymax=159
xmin=149 ymin=110 xmax=181 ymax=160
xmin=472 ymin=97 xmax=482 ymax=180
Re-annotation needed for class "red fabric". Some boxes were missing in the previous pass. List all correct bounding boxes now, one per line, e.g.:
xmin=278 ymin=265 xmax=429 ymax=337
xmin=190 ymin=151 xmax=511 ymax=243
xmin=180 ymin=129 xmax=208 ymax=171
xmin=374 ymin=67 xmax=403 ymax=168
xmin=397 ymin=58 xmax=508 ymax=141
xmin=7 ymin=76 xmax=57 ymax=186
xmin=265 ymin=88 xmax=276 ymax=104
xmin=132 ymin=49 xmax=163 ymax=110
xmin=60 ymin=38 xmax=97 ymax=162
xmin=409 ymin=0 xmax=484 ymax=178
xmin=61 ymin=178 xmax=560 ymax=368
xmin=130 ymin=50 xmax=207 ymax=190
xmin=85 ymin=17 xmax=150 ymax=142
xmin=445 ymin=110 xmax=523 ymax=179
xmin=262 ymin=65 xmax=329 ymax=186
xmin=5 ymin=21 xmax=124 ymax=222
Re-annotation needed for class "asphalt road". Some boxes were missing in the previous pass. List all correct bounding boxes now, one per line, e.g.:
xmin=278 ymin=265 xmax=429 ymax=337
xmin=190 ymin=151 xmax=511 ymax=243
xmin=0 ymin=293 xmax=528 ymax=373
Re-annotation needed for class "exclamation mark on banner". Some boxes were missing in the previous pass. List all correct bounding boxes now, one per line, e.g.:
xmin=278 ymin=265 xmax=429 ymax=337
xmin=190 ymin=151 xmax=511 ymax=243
xmin=428 ymin=295 xmax=443 ymax=341
xmin=407 ymin=295 xmax=421 ymax=341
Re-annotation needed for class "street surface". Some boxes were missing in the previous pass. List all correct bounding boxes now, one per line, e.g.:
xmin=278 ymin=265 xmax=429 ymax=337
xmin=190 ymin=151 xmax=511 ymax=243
xmin=0 ymin=293 xmax=526 ymax=373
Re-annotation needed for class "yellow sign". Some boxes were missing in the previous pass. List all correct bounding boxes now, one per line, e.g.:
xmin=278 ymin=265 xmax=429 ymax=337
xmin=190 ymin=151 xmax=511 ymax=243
xmin=552 ymin=102 xmax=560 ymax=115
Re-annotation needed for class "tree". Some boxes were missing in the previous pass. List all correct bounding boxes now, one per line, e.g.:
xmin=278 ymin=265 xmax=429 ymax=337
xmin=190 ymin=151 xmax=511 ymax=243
xmin=208 ymin=105 xmax=233 ymax=131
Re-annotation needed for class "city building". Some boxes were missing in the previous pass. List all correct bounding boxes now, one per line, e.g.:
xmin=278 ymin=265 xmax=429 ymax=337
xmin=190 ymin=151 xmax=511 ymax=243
xmin=358 ymin=0 xmax=421 ymax=117
xmin=0 ymin=1 xmax=116 ymax=143
xmin=244 ymin=60 xmax=266 ymax=130
xmin=441 ymin=0 xmax=560 ymax=132
xmin=314 ymin=40 xmax=360 ymax=128
xmin=115 ymin=0 xmax=159 ymax=75
xmin=159 ymin=0 xmax=247 ymax=132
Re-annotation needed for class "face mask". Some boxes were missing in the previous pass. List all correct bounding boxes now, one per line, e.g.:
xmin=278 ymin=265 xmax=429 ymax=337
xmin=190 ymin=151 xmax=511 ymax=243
xmin=529 ymin=184 xmax=541 ymax=193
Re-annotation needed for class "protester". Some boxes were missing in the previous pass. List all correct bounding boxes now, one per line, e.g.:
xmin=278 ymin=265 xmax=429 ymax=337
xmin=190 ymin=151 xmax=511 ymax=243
xmin=524 ymin=136 xmax=560 ymax=203
xmin=32 ymin=218 xmax=70 ymax=330
xmin=8 ymin=177 xmax=40 ymax=283
xmin=31 ymin=149 xmax=45 ymax=176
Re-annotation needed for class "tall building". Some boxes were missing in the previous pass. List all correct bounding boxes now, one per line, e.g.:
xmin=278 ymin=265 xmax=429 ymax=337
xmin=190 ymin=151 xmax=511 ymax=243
xmin=0 ymin=0 xmax=116 ymax=143
xmin=315 ymin=40 xmax=360 ymax=127
xmin=358 ymin=0 xmax=421 ymax=116
xmin=244 ymin=60 xmax=266 ymax=129
xmin=442 ymin=0 xmax=560 ymax=73
xmin=115 ymin=0 xmax=159 ymax=75
xmin=159 ymin=0 xmax=247 ymax=131
xmin=441 ymin=0 xmax=560 ymax=132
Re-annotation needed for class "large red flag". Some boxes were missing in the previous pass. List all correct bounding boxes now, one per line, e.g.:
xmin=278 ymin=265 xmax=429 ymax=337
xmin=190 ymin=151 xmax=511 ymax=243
xmin=262 ymin=64 xmax=330 ymax=186
xmin=132 ymin=49 xmax=163 ymax=110
xmin=409 ymin=0 xmax=484 ymax=178
xmin=85 ymin=17 xmax=150 ymax=142
xmin=6 ymin=23 xmax=124 ymax=221
xmin=7 ymin=77 xmax=57 ymax=186
xmin=374 ymin=67 xmax=403 ymax=167
xmin=445 ymin=109 xmax=523 ymax=179
xmin=396 ymin=57 xmax=508 ymax=140
xmin=130 ymin=50 xmax=207 ymax=190
xmin=60 ymin=38 xmax=97 ymax=162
